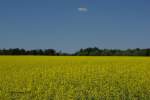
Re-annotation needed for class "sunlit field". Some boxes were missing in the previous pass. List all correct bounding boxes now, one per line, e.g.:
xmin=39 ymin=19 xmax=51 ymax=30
xmin=0 ymin=56 xmax=150 ymax=100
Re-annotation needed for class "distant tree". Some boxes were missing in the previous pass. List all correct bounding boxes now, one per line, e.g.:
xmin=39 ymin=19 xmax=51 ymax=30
xmin=145 ymin=48 xmax=150 ymax=56
xmin=44 ymin=49 xmax=56 ymax=55
xmin=0 ymin=47 xmax=150 ymax=56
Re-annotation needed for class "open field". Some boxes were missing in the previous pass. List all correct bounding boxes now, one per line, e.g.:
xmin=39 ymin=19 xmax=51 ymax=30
xmin=0 ymin=56 xmax=150 ymax=100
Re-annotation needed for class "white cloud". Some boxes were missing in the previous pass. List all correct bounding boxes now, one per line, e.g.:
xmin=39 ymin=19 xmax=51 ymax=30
xmin=78 ymin=7 xmax=88 ymax=12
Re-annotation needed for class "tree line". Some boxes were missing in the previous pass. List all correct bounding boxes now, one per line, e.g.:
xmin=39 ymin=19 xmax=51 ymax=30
xmin=74 ymin=47 xmax=150 ymax=56
xmin=0 ymin=47 xmax=150 ymax=56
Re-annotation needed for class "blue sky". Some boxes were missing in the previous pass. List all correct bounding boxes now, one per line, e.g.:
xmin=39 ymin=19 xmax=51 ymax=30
xmin=0 ymin=0 xmax=150 ymax=52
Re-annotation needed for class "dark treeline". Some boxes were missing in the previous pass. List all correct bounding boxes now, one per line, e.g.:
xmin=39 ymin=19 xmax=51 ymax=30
xmin=0 ymin=47 xmax=150 ymax=56
xmin=74 ymin=47 xmax=150 ymax=56
xmin=0 ymin=48 xmax=58 ymax=56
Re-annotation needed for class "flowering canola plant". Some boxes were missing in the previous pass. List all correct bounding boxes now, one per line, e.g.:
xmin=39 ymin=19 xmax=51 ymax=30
xmin=0 ymin=56 xmax=150 ymax=100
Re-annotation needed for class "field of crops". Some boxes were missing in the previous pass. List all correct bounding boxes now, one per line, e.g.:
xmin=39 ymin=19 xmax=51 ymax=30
xmin=0 ymin=56 xmax=150 ymax=100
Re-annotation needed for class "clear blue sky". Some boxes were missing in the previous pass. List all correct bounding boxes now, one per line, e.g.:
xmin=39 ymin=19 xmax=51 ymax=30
xmin=0 ymin=0 xmax=150 ymax=52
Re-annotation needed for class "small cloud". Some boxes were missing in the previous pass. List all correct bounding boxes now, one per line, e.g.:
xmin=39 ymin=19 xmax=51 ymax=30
xmin=78 ymin=7 xmax=88 ymax=12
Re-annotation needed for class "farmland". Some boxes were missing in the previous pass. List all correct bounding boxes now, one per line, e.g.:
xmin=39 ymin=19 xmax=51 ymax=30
xmin=0 ymin=56 xmax=150 ymax=100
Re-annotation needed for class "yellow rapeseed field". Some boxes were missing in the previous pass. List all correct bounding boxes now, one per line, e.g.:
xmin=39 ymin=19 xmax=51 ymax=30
xmin=0 ymin=56 xmax=150 ymax=100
